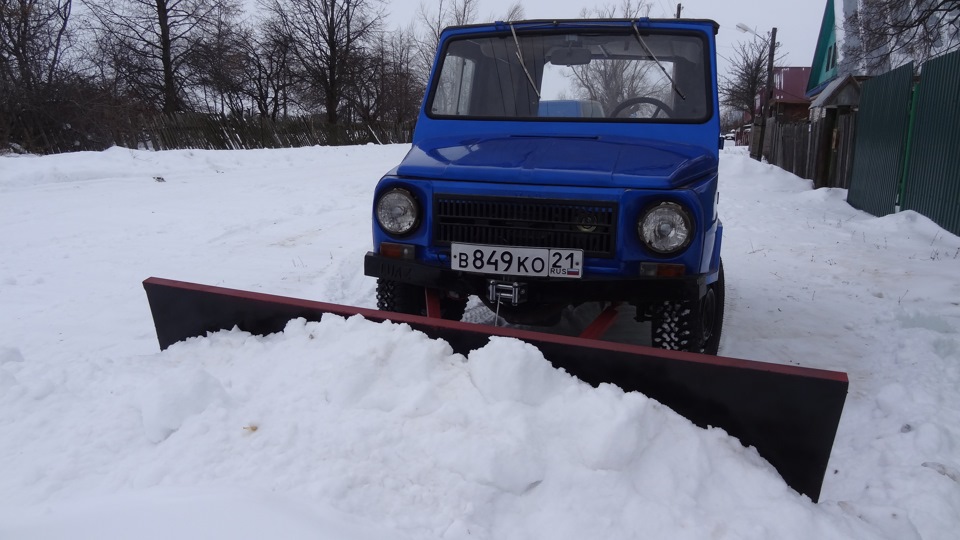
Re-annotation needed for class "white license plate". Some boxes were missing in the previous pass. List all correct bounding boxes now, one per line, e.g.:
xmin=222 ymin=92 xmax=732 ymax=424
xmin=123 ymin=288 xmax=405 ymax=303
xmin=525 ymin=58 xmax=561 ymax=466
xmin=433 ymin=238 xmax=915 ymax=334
xmin=451 ymin=243 xmax=583 ymax=279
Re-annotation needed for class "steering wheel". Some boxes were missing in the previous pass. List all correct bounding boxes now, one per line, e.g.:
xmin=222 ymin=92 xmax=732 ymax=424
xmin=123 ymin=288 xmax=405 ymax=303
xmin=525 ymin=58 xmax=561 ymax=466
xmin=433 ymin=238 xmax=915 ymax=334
xmin=609 ymin=97 xmax=674 ymax=119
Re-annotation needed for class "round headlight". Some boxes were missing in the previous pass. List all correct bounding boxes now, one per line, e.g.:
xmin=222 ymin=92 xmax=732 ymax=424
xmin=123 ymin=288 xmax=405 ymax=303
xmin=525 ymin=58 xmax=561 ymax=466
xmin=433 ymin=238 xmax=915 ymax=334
xmin=376 ymin=188 xmax=419 ymax=236
xmin=638 ymin=202 xmax=693 ymax=254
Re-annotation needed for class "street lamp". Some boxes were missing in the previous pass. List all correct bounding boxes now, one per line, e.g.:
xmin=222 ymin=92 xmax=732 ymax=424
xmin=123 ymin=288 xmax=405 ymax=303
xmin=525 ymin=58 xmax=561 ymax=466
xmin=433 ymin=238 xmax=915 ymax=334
xmin=737 ymin=23 xmax=777 ymax=161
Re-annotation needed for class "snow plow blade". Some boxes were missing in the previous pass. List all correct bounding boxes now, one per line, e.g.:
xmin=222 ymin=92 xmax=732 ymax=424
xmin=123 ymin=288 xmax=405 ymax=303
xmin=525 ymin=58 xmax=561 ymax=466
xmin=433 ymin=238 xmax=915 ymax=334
xmin=143 ymin=277 xmax=847 ymax=502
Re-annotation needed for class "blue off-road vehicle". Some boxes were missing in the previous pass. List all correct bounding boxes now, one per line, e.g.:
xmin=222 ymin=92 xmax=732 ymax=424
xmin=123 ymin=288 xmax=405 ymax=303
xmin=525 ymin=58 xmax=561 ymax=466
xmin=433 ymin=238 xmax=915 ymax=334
xmin=364 ymin=18 xmax=725 ymax=354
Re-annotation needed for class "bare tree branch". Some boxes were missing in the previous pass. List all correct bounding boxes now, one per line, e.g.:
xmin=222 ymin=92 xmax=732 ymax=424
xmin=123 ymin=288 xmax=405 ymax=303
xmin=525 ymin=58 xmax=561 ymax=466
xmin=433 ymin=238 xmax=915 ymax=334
xmin=719 ymin=37 xmax=768 ymax=119
xmin=83 ymin=0 xmax=237 ymax=113
xmin=845 ymin=0 xmax=960 ymax=72
xmin=265 ymin=0 xmax=383 ymax=126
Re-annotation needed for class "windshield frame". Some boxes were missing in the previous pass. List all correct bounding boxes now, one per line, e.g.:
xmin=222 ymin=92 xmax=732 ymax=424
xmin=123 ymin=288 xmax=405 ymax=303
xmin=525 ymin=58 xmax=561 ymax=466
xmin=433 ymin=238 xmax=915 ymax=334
xmin=425 ymin=25 xmax=714 ymax=125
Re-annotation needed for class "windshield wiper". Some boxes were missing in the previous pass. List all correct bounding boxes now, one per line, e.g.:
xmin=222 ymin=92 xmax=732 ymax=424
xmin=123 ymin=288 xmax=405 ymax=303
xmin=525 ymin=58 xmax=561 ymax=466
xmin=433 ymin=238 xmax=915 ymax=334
xmin=632 ymin=22 xmax=686 ymax=101
xmin=510 ymin=23 xmax=541 ymax=99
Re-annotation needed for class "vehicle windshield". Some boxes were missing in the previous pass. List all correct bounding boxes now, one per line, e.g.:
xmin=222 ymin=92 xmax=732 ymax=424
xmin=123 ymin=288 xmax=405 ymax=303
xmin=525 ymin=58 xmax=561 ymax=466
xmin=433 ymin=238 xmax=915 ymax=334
xmin=429 ymin=28 xmax=710 ymax=122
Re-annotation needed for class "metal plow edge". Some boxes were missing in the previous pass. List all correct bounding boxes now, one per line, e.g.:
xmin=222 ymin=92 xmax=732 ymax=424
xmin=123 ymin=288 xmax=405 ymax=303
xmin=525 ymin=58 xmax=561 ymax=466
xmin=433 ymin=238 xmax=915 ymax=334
xmin=143 ymin=277 xmax=847 ymax=502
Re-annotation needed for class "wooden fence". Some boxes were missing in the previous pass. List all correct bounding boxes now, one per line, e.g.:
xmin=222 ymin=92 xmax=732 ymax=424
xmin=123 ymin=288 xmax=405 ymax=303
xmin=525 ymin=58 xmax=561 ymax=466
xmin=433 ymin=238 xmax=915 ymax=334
xmin=768 ymin=121 xmax=812 ymax=180
xmin=5 ymin=111 xmax=415 ymax=154
xmin=120 ymin=113 xmax=415 ymax=151
xmin=764 ymin=110 xmax=858 ymax=189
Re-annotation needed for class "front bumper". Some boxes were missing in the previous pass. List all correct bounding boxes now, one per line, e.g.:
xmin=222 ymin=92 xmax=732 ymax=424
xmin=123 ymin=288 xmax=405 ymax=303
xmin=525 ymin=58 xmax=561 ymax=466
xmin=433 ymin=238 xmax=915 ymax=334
xmin=364 ymin=252 xmax=706 ymax=305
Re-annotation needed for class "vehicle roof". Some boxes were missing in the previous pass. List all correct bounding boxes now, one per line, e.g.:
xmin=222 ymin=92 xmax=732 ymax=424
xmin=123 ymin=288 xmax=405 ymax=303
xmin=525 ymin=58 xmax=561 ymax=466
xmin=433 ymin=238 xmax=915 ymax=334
xmin=441 ymin=18 xmax=720 ymax=35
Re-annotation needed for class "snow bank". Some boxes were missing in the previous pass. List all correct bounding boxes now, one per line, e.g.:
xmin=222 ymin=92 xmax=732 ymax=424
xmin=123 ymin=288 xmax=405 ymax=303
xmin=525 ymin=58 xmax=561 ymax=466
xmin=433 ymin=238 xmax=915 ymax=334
xmin=1 ymin=314 xmax=863 ymax=539
xmin=2 ymin=145 xmax=958 ymax=539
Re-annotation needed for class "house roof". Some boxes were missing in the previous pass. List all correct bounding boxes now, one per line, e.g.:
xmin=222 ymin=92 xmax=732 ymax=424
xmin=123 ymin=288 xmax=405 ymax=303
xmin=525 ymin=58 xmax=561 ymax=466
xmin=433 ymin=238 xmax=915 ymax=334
xmin=809 ymin=74 xmax=862 ymax=108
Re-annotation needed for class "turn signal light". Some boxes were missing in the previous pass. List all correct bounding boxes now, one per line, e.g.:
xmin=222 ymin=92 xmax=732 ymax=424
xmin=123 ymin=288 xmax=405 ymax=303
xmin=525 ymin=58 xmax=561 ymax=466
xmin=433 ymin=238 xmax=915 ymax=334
xmin=639 ymin=262 xmax=686 ymax=277
xmin=380 ymin=242 xmax=415 ymax=260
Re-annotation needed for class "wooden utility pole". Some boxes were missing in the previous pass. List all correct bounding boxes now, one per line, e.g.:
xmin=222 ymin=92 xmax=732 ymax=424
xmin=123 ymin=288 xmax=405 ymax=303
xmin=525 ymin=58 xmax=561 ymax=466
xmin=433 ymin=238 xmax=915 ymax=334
xmin=755 ymin=27 xmax=777 ymax=162
xmin=676 ymin=3 xmax=682 ymax=18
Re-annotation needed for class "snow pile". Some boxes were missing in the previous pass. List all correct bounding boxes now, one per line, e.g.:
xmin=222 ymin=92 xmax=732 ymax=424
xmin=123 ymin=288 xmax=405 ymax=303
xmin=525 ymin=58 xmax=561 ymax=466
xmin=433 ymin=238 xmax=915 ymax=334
xmin=1 ymin=145 xmax=958 ymax=539
xmin=0 ymin=314 xmax=856 ymax=539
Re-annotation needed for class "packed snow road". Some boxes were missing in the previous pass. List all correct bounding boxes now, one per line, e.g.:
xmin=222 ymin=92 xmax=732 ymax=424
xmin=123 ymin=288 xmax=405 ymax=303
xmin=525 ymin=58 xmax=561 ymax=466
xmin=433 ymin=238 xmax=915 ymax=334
xmin=1 ymin=145 xmax=958 ymax=539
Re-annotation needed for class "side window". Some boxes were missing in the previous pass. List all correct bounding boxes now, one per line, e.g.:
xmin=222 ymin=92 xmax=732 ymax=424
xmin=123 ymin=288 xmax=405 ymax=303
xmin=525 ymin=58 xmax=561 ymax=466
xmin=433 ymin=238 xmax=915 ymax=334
xmin=432 ymin=55 xmax=476 ymax=116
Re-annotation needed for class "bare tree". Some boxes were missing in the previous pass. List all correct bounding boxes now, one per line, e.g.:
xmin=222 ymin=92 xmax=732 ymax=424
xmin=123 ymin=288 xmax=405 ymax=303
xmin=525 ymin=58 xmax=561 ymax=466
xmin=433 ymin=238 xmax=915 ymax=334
xmin=0 ymin=0 xmax=72 ymax=94
xmin=188 ymin=2 xmax=248 ymax=116
xmin=382 ymin=29 xmax=425 ymax=124
xmin=346 ymin=27 xmax=422 ymax=126
xmin=448 ymin=0 xmax=477 ymax=26
xmin=84 ymin=0 xmax=233 ymax=114
xmin=845 ymin=0 xmax=959 ymax=72
xmin=240 ymin=17 xmax=297 ymax=120
xmin=565 ymin=1 xmax=660 ymax=113
xmin=502 ymin=1 xmax=525 ymax=21
xmin=0 ymin=0 xmax=83 ymax=151
xmin=265 ymin=0 xmax=382 ymax=125
xmin=408 ymin=0 xmax=526 ymax=92
xmin=719 ymin=108 xmax=743 ymax=132
xmin=719 ymin=36 xmax=769 ymax=121
xmin=566 ymin=52 xmax=665 ymax=115
xmin=580 ymin=0 xmax=650 ymax=20
xmin=411 ymin=0 xmax=478 ymax=81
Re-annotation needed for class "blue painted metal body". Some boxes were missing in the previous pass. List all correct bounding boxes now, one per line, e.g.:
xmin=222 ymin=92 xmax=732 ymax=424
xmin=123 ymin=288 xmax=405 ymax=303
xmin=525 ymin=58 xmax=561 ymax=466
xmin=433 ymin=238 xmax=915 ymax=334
xmin=369 ymin=18 xmax=722 ymax=298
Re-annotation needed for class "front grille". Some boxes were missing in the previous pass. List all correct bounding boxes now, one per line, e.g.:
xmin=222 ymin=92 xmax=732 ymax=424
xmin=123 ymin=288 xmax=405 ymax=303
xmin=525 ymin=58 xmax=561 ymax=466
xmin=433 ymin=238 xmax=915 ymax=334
xmin=434 ymin=195 xmax=617 ymax=258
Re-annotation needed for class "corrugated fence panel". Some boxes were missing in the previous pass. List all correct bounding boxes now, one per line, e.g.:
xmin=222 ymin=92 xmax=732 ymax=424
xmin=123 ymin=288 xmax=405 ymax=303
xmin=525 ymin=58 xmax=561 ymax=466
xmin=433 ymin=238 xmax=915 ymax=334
xmin=846 ymin=63 xmax=914 ymax=216
xmin=902 ymin=50 xmax=960 ymax=237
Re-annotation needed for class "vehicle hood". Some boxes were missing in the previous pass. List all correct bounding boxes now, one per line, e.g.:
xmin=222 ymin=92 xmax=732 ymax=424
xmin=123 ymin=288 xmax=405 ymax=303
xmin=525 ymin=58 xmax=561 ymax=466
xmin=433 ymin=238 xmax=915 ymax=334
xmin=396 ymin=134 xmax=718 ymax=189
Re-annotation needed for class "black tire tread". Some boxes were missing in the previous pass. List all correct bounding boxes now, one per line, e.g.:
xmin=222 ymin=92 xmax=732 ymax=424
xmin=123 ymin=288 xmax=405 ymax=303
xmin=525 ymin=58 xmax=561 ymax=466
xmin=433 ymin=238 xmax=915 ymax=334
xmin=651 ymin=261 xmax=724 ymax=355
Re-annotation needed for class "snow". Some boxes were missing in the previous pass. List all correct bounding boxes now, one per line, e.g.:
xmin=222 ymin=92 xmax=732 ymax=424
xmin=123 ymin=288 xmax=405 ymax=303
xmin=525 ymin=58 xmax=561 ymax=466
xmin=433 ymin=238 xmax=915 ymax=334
xmin=1 ymin=144 xmax=959 ymax=539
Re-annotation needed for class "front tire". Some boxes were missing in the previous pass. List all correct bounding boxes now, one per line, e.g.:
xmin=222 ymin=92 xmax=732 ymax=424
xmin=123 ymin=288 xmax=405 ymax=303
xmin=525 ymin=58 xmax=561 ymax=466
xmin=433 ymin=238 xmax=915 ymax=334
xmin=651 ymin=262 xmax=725 ymax=354
xmin=376 ymin=279 xmax=467 ymax=321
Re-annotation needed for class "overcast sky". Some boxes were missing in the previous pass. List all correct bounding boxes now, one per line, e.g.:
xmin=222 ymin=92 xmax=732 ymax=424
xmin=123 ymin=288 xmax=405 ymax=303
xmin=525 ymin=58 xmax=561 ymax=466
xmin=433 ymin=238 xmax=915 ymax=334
xmin=381 ymin=0 xmax=829 ymax=75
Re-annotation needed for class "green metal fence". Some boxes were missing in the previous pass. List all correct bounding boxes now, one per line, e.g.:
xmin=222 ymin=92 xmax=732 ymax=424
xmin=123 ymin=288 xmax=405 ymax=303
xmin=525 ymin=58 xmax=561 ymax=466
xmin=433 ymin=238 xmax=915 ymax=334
xmin=901 ymin=50 xmax=960 ymax=237
xmin=845 ymin=63 xmax=914 ymax=217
